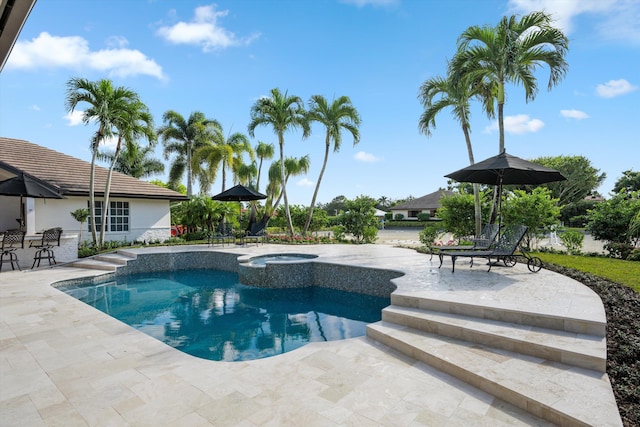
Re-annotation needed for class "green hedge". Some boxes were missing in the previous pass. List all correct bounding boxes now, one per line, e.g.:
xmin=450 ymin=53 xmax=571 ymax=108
xmin=384 ymin=220 xmax=441 ymax=228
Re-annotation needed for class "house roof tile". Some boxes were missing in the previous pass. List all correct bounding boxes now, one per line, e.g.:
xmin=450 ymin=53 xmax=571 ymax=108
xmin=390 ymin=190 xmax=454 ymax=210
xmin=0 ymin=137 xmax=187 ymax=200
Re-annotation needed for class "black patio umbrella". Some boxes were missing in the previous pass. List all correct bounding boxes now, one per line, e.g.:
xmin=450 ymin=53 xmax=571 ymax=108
xmin=211 ymin=184 xmax=267 ymax=202
xmin=211 ymin=184 xmax=267 ymax=227
xmin=0 ymin=173 xmax=64 ymax=228
xmin=445 ymin=150 xmax=566 ymax=226
xmin=0 ymin=174 xmax=64 ymax=199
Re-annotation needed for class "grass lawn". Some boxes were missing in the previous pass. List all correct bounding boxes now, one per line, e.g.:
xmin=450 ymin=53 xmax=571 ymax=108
xmin=534 ymin=252 xmax=640 ymax=292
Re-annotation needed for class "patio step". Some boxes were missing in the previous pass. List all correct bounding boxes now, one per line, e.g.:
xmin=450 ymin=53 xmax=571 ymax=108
xmin=390 ymin=293 xmax=606 ymax=336
xmin=381 ymin=305 xmax=606 ymax=372
xmin=94 ymin=252 xmax=135 ymax=265
xmin=366 ymin=321 xmax=621 ymax=427
xmin=70 ymin=251 xmax=136 ymax=271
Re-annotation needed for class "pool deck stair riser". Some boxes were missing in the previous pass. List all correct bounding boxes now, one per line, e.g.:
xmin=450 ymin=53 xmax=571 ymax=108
xmin=69 ymin=250 xmax=137 ymax=271
xmin=380 ymin=305 xmax=606 ymax=372
xmin=366 ymin=291 xmax=618 ymax=427
xmin=389 ymin=293 xmax=606 ymax=336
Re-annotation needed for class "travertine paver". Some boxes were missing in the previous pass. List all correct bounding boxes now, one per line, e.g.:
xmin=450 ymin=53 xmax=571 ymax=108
xmin=0 ymin=244 xmax=617 ymax=426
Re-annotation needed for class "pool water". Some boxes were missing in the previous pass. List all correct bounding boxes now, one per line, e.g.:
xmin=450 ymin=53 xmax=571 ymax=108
xmin=58 ymin=269 xmax=390 ymax=362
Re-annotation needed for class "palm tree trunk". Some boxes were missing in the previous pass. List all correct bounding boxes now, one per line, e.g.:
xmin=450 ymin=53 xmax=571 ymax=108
xmin=462 ymin=125 xmax=482 ymax=236
xmin=186 ymin=145 xmax=193 ymax=197
xmin=278 ymin=138 xmax=295 ymax=236
xmin=489 ymin=82 xmax=506 ymax=224
xmin=99 ymin=137 xmax=123 ymax=246
xmin=303 ymin=137 xmax=330 ymax=236
xmin=89 ymin=147 xmax=98 ymax=246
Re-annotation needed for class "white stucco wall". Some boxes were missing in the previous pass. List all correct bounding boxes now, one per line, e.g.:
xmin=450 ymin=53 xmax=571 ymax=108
xmin=0 ymin=196 xmax=172 ymax=244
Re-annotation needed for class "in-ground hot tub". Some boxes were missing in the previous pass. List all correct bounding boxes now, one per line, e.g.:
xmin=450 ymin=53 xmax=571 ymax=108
xmin=238 ymin=253 xmax=318 ymax=287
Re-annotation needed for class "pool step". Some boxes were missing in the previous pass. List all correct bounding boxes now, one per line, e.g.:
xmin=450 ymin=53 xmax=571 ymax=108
xmin=381 ymin=305 xmax=606 ymax=372
xmin=366 ymin=321 xmax=620 ymax=427
xmin=390 ymin=293 xmax=606 ymax=336
xmin=70 ymin=251 xmax=136 ymax=271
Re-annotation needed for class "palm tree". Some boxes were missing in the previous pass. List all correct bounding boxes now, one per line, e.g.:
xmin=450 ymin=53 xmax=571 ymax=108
xmin=418 ymin=70 xmax=493 ymax=235
xmin=452 ymin=11 xmax=569 ymax=222
xmin=158 ymin=111 xmax=222 ymax=197
xmin=452 ymin=11 xmax=569 ymax=154
xmin=303 ymin=95 xmax=361 ymax=236
xmin=65 ymin=77 xmax=141 ymax=246
xmin=248 ymin=88 xmax=310 ymax=235
xmin=255 ymin=141 xmax=275 ymax=192
xmin=99 ymin=100 xmax=155 ymax=246
xmin=99 ymin=142 xmax=164 ymax=179
xmin=263 ymin=155 xmax=311 ymax=225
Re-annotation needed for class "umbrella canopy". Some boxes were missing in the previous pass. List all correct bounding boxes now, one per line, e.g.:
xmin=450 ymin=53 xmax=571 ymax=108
xmin=0 ymin=174 xmax=64 ymax=199
xmin=445 ymin=150 xmax=566 ymax=186
xmin=445 ymin=150 xmax=566 ymax=228
xmin=211 ymin=184 xmax=267 ymax=202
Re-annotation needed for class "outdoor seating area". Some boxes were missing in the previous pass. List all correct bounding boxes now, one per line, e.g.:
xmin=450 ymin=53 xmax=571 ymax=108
xmin=29 ymin=227 xmax=63 ymax=268
xmin=0 ymin=230 xmax=26 ymax=272
xmin=243 ymin=221 xmax=267 ymax=246
xmin=438 ymin=224 xmax=543 ymax=273
xmin=207 ymin=223 xmax=235 ymax=246
xmin=429 ymin=223 xmax=499 ymax=261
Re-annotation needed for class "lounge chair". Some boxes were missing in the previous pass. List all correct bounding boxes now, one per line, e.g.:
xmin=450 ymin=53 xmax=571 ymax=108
xmin=430 ymin=223 xmax=499 ymax=260
xmin=1 ymin=230 xmax=26 ymax=272
xmin=439 ymin=224 xmax=542 ymax=273
xmin=243 ymin=221 xmax=267 ymax=246
xmin=208 ymin=223 xmax=234 ymax=246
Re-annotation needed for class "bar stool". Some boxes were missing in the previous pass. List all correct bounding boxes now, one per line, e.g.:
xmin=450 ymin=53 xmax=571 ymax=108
xmin=30 ymin=227 xmax=62 ymax=268
xmin=1 ymin=230 xmax=26 ymax=272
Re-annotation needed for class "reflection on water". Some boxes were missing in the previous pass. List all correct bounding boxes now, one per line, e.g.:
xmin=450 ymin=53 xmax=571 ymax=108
xmin=58 ymin=269 xmax=390 ymax=361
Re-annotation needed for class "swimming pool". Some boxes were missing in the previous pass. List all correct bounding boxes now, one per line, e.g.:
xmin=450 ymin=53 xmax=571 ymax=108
xmin=58 ymin=269 xmax=390 ymax=362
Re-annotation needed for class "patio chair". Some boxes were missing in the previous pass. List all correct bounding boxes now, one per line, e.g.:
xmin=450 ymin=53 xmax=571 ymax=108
xmin=439 ymin=224 xmax=541 ymax=273
xmin=430 ymin=223 xmax=499 ymax=260
xmin=243 ymin=221 xmax=267 ymax=246
xmin=1 ymin=230 xmax=26 ymax=272
xmin=208 ymin=223 xmax=234 ymax=246
xmin=30 ymin=227 xmax=62 ymax=268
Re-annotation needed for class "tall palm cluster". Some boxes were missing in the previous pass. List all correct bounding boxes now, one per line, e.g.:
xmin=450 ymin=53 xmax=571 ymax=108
xmin=65 ymin=78 xmax=156 ymax=247
xmin=418 ymin=11 xmax=569 ymax=234
xmin=66 ymin=80 xmax=361 ymax=240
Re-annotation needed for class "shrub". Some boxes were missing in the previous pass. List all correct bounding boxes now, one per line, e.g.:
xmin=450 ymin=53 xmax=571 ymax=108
xmin=417 ymin=212 xmax=431 ymax=221
xmin=78 ymin=245 xmax=98 ymax=258
xmin=419 ymin=223 xmax=445 ymax=247
xmin=559 ymin=230 xmax=584 ymax=255
xmin=332 ymin=225 xmax=345 ymax=242
xmin=394 ymin=213 xmax=404 ymax=220
xmin=183 ymin=231 xmax=208 ymax=241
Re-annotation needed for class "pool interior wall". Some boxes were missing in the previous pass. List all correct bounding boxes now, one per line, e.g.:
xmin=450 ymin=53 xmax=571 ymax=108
xmin=53 ymin=251 xmax=400 ymax=298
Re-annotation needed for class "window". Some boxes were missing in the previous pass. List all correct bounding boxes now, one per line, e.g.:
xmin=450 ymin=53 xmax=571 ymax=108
xmin=88 ymin=201 xmax=129 ymax=232
xmin=408 ymin=210 xmax=420 ymax=218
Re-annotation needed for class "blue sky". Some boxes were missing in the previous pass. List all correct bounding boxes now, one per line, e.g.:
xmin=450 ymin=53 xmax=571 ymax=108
xmin=1 ymin=0 xmax=638 ymax=206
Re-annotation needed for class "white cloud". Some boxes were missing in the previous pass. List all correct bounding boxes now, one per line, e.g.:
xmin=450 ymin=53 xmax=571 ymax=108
xmin=156 ymin=5 xmax=260 ymax=52
xmin=354 ymin=151 xmax=381 ymax=162
xmin=30 ymin=105 xmax=40 ymax=111
xmin=560 ymin=109 xmax=589 ymax=119
xmin=296 ymin=178 xmax=315 ymax=187
xmin=507 ymin=0 xmax=640 ymax=44
xmin=596 ymin=79 xmax=638 ymax=98
xmin=63 ymin=110 xmax=85 ymax=126
xmin=340 ymin=0 xmax=399 ymax=7
xmin=6 ymin=32 xmax=166 ymax=80
xmin=484 ymin=115 xmax=545 ymax=134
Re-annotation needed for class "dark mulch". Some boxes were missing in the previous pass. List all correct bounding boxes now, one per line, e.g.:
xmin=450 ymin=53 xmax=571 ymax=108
xmin=543 ymin=264 xmax=640 ymax=427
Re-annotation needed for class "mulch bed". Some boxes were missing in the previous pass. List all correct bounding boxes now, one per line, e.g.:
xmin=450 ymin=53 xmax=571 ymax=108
xmin=542 ymin=264 xmax=639 ymax=427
